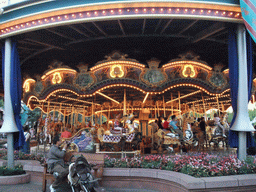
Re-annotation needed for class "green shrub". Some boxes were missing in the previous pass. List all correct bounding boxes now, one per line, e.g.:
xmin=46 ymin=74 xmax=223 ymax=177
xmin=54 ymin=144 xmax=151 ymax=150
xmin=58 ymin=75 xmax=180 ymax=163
xmin=0 ymin=165 xmax=26 ymax=176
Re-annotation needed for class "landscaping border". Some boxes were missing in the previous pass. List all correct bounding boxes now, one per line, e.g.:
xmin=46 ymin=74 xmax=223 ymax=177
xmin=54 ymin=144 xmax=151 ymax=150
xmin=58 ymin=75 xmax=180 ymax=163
xmin=0 ymin=173 xmax=30 ymax=185
xmin=102 ymin=168 xmax=256 ymax=192
xmin=1 ymin=160 xmax=256 ymax=191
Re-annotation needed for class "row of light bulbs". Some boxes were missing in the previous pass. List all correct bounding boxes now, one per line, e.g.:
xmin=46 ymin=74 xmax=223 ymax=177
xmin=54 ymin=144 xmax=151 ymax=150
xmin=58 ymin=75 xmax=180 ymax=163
xmin=26 ymin=83 xmax=231 ymax=109
xmin=1 ymin=7 xmax=241 ymax=36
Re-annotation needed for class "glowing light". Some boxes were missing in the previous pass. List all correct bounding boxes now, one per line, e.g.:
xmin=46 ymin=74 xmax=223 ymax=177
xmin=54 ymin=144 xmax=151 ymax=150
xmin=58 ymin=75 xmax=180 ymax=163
xmin=51 ymin=17 xmax=55 ymax=21
xmin=52 ymin=72 xmax=62 ymax=84
xmin=90 ymin=61 xmax=145 ymax=71
xmin=223 ymin=69 xmax=229 ymax=74
xmin=110 ymin=65 xmax=125 ymax=78
xmin=57 ymin=95 xmax=98 ymax=105
xmin=182 ymin=65 xmax=196 ymax=78
xmin=23 ymin=78 xmax=36 ymax=92
xmin=119 ymin=9 xmax=122 ymax=13
xmin=208 ymin=10 xmax=211 ymax=14
xmin=94 ymin=11 xmax=98 ymax=15
xmin=163 ymin=60 xmax=212 ymax=71
xmin=152 ymin=8 xmax=155 ymax=12
xmin=79 ymin=13 xmax=83 ymax=17
xmin=166 ymin=90 xmax=201 ymax=104
xmin=96 ymin=91 xmax=120 ymax=104
xmin=72 ymin=14 xmax=76 ymax=18
xmin=143 ymin=93 xmax=149 ymax=103
xmin=41 ymin=68 xmax=77 ymax=80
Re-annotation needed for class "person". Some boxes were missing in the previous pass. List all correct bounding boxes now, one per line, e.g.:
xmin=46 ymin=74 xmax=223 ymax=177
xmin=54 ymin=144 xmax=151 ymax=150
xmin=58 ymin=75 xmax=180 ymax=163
xmin=214 ymin=113 xmax=226 ymax=137
xmin=199 ymin=117 xmax=206 ymax=139
xmin=163 ymin=117 xmax=169 ymax=131
xmin=169 ymin=115 xmax=183 ymax=140
xmin=22 ymin=125 xmax=30 ymax=154
xmin=61 ymin=127 xmax=72 ymax=139
xmin=151 ymin=120 xmax=159 ymax=133
xmin=157 ymin=117 xmax=163 ymax=129
xmin=46 ymin=135 xmax=69 ymax=192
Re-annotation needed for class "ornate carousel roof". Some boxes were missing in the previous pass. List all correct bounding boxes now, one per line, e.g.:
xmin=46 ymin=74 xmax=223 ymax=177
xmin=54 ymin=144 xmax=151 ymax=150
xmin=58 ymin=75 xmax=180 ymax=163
xmin=23 ymin=51 xmax=233 ymax=116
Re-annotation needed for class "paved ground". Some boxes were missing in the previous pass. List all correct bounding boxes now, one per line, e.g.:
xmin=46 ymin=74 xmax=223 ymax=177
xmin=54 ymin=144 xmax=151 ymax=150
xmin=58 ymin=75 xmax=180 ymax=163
xmin=0 ymin=182 xmax=158 ymax=192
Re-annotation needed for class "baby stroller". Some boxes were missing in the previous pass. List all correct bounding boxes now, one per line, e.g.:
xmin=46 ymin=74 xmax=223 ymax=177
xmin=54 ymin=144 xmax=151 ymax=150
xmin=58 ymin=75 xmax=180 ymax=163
xmin=68 ymin=155 xmax=98 ymax=192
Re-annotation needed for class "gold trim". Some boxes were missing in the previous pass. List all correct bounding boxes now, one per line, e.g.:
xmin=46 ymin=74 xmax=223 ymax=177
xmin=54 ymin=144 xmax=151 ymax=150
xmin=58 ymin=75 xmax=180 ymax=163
xmin=1 ymin=2 xmax=241 ymax=31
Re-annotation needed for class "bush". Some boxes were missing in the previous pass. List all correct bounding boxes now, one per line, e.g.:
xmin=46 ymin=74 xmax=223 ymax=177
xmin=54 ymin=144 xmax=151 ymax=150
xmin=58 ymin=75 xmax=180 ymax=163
xmin=104 ymin=153 xmax=256 ymax=178
xmin=0 ymin=165 xmax=26 ymax=176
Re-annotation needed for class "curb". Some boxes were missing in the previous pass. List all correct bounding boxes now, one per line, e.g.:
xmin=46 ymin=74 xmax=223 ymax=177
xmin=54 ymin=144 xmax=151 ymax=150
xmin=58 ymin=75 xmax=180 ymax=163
xmin=0 ymin=173 xmax=31 ymax=185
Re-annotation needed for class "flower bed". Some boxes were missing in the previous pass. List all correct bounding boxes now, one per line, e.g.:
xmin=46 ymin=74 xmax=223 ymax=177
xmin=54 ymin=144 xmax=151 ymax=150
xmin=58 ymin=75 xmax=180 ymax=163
xmin=104 ymin=153 xmax=256 ymax=177
xmin=0 ymin=149 xmax=45 ymax=163
xmin=0 ymin=165 xmax=25 ymax=176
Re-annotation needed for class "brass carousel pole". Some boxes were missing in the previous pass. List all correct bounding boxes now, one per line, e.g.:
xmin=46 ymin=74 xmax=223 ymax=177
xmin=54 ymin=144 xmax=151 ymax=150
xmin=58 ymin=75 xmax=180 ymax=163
xmin=221 ymin=102 xmax=225 ymax=112
xmin=91 ymin=101 xmax=94 ymax=126
xmin=107 ymin=106 xmax=110 ymax=129
xmin=216 ymin=95 xmax=220 ymax=116
xmin=63 ymin=107 xmax=66 ymax=129
xmin=178 ymin=91 xmax=181 ymax=126
xmin=201 ymin=92 xmax=207 ymax=120
xmin=41 ymin=102 xmax=44 ymax=118
xmin=100 ymin=107 xmax=103 ymax=126
xmin=82 ymin=106 xmax=86 ymax=125
xmin=123 ymin=89 xmax=127 ymax=116
xmin=52 ymin=105 xmax=56 ymax=122
xmin=71 ymin=105 xmax=74 ymax=133
xmin=58 ymin=104 xmax=62 ymax=123
xmin=157 ymin=101 xmax=160 ymax=117
xmin=193 ymin=102 xmax=195 ymax=117
xmin=154 ymin=103 xmax=157 ymax=118
xmin=171 ymin=93 xmax=174 ymax=115
xmin=163 ymin=95 xmax=166 ymax=118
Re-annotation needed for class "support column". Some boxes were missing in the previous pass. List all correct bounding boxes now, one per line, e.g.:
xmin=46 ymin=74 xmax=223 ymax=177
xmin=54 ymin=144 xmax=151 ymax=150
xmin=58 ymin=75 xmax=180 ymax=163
xmin=231 ymin=25 xmax=255 ymax=160
xmin=0 ymin=39 xmax=19 ymax=169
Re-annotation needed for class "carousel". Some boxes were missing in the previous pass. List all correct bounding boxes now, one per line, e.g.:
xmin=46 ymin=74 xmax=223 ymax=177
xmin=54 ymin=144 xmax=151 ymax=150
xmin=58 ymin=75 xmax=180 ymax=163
xmin=22 ymin=50 xmax=240 ymax=154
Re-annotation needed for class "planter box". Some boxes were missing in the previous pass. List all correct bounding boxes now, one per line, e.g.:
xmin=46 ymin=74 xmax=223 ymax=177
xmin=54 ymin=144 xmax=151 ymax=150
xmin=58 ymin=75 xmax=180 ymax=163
xmin=0 ymin=173 xmax=30 ymax=185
